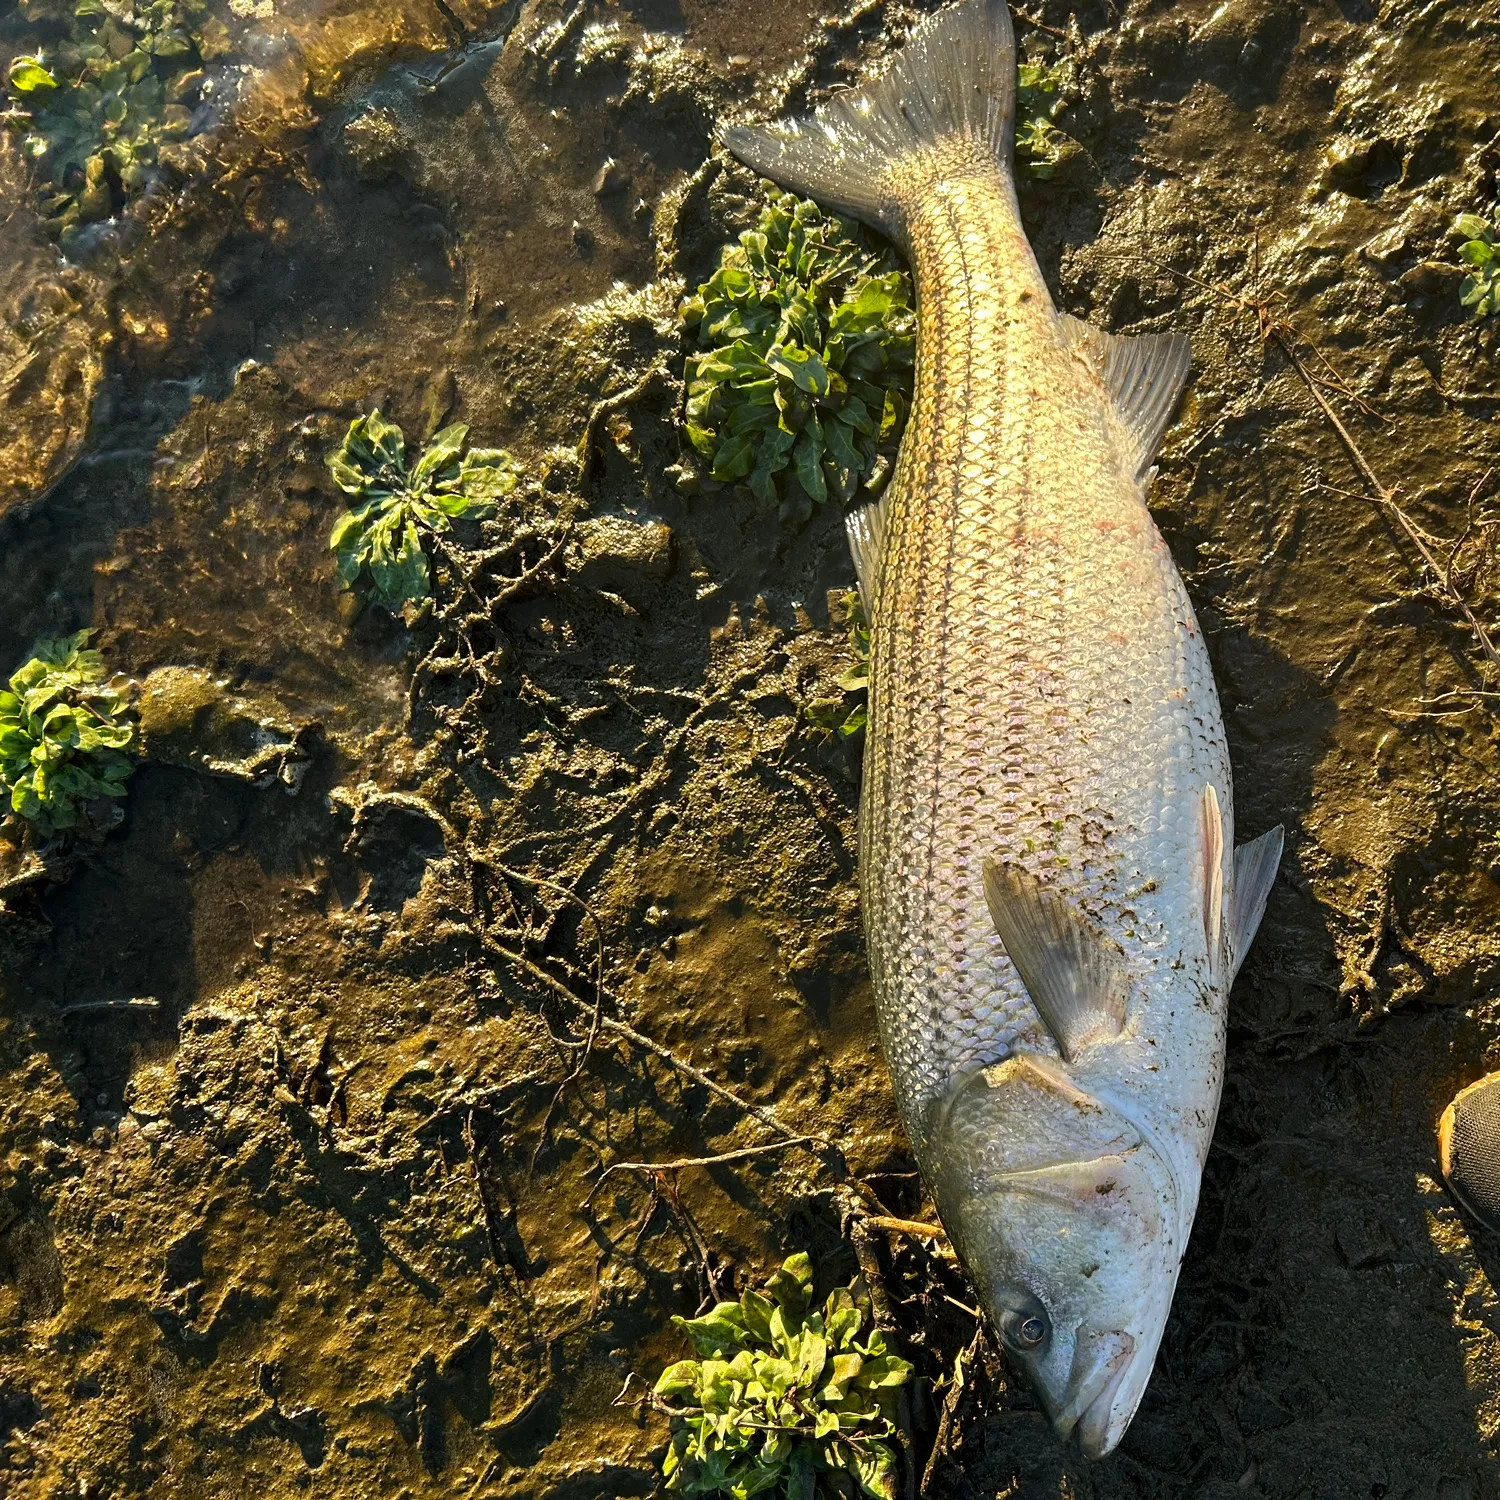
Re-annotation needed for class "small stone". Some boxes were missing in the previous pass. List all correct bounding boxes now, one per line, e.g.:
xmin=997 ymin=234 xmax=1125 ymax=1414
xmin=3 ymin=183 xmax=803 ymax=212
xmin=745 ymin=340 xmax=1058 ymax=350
xmin=1237 ymin=1384 xmax=1293 ymax=1435
xmin=591 ymin=157 xmax=626 ymax=195
xmin=1399 ymin=260 xmax=1464 ymax=298
xmin=342 ymin=108 xmax=410 ymax=183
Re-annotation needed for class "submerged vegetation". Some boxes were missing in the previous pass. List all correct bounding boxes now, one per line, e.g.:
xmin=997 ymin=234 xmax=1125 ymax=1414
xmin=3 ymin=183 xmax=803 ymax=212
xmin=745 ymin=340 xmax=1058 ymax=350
xmin=2 ymin=0 xmax=236 ymax=247
xmin=652 ymin=1253 xmax=914 ymax=1500
xmin=327 ymin=410 xmax=524 ymax=617
xmin=806 ymin=592 xmax=870 ymax=740
xmin=680 ymin=187 xmax=915 ymax=525
xmin=1454 ymin=214 xmax=1500 ymax=319
xmin=0 ymin=631 xmax=135 ymax=836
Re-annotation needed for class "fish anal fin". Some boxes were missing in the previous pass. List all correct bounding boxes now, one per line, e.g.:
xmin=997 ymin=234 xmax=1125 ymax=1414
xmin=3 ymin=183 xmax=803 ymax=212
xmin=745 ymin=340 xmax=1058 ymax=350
xmin=1229 ymin=826 xmax=1283 ymax=980
xmin=981 ymin=859 xmax=1128 ymax=1062
xmin=1060 ymin=314 xmax=1192 ymax=483
xmin=1202 ymin=783 xmax=1224 ymax=969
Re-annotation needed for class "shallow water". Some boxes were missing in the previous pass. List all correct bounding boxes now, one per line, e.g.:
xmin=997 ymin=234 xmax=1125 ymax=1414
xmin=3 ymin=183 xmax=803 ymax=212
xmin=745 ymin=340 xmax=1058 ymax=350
xmin=2 ymin=0 xmax=1500 ymax=1495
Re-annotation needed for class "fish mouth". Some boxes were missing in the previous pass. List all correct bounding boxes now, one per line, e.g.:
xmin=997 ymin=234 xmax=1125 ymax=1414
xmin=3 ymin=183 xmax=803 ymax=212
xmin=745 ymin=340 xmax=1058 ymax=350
xmin=1048 ymin=1331 xmax=1136 ymax=1456
xmin=1072 ymin=1350 xmax=1137 ymax=1459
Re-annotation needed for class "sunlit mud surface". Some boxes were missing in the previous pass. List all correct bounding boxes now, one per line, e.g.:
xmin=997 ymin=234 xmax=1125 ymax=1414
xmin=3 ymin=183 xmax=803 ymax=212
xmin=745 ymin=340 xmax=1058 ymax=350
xmin=3 ymin=0 xmax=1500 ymax=1494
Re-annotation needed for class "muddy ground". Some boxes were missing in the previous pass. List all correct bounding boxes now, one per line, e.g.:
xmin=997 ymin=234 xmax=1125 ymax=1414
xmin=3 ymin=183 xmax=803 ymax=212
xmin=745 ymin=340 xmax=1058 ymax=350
xmin=2 ymin=0 xmax=1500 ymax=1494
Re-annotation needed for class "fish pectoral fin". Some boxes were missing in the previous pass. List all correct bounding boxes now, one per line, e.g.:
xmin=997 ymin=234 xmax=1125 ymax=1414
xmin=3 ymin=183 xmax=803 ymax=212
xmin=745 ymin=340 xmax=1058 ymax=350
xmin=1202 ymin=783 xmax=1225 ymax=972
xmin=981 ymin=859 xmax=1129 ymax=1061
xmin=1060 ymin=315 xmax=1192 ymax=483
xmin=1229 ymin=826 xmax=1283 ymax=980
xmin=844 ymin=495 xmax=887 ymax=610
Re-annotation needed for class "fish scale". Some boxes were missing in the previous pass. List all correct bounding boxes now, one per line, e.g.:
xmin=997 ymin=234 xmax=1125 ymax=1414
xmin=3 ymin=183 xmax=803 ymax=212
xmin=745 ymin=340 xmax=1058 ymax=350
xmin=859 ymin=150 xmax=1230 ymax=1158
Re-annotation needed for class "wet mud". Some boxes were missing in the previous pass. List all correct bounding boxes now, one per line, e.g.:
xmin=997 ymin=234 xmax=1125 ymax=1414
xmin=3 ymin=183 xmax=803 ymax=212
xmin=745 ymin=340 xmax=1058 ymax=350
xmin=3 ymin=0 xmax=1500 ymax=1494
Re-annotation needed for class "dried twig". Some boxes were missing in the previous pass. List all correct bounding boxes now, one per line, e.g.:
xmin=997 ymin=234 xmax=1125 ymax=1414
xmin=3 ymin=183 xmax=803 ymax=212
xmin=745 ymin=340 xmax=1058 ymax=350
xmin=1147 ymin=249 xmax=1500 ymax=693
xmin=865 ymin=1214 xmax=959 ymax=1261
xmin=920 ymin=1328 xmax=984 ymax=1498
xmin=583 ymin=1139 xmax=822 ymax=1207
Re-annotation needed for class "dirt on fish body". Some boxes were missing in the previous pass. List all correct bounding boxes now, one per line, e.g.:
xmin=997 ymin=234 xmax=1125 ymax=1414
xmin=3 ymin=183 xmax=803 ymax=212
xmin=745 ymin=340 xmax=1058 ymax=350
xmin=0 ymin=0 xmax=1499 ymax=1497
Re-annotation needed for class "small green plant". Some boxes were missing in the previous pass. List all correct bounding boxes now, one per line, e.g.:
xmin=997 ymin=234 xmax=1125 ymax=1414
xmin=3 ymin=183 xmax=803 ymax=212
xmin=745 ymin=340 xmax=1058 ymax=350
xmin=1454 ymin=214 xmax=1500 ymax=319
xmin=327 ymin=410 xmax=523 ymax=617
xmin=652 ymin=1251 xmax=913 ymax=1499
xmin=806 ymin=592 xmax=869 ymax=740
xmin=3 ymin=0 xmax=237 ymax=248
xmin=0 ymin=631 xmax=135 ymax=836
xmin=1016 ymin=59 xmax=1070 ymax=177
xmin=680 ymin=187 xmax=915 ymax=525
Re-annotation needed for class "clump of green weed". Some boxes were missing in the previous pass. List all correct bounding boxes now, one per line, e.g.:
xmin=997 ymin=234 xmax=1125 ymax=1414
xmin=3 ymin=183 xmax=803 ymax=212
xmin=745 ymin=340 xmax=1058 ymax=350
xmin=2 ymin=0 xmax=237 ymax=248
xmin=680 ymin=187 xmax=914 ymax=525
xmin=806 ymin=592 xmax=869 ymax=740
xmin=652 ymin=1251 xmax=913 ymax=1499
xmin=327 ymin=410 xmax=523 ymax=618
xmin=0 ymin=631 xmax=135 ymax=836
xmin=1016 ymin=58 xmax=1071 ymax=178
xmin=1453 ymin=214 xmax=1500 ymax=319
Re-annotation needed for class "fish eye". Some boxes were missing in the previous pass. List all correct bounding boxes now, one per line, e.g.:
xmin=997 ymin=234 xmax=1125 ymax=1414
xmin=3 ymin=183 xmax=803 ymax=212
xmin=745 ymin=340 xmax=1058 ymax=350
xmin=1002 ymin=1304 xmax=1050 ymax=1351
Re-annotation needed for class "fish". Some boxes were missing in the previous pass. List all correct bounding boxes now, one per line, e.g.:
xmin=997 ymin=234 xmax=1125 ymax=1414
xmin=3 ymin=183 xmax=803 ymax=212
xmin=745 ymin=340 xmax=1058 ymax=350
xmin=722 ymin=0 xmax=1282 ymax=1459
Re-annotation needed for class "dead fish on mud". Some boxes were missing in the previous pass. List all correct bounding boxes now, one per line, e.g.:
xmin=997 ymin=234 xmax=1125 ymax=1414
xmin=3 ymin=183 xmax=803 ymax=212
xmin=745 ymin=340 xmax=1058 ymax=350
xmin=724 ymin=0 xmax=1283 ymax=1458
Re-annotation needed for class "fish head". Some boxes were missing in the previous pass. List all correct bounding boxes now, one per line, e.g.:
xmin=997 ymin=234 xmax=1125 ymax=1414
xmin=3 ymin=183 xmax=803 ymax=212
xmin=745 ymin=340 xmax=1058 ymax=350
xmin=925 ymin=1053 xmax=1184 ymax=1458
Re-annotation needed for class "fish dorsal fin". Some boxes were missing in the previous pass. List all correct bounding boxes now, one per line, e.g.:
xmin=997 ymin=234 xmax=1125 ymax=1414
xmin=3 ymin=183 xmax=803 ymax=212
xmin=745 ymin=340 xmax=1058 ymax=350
xmin=1202 ymin=783 xmax=1224 ymax=971
xmin=1229 ymin=826 xmax=1283 ymax=980
xmin=844 ymin=495 xmax=887 ymax=610
xmin=982 ymin=859 xmax=1129 ymax=1061
xmin=1060 ymin=314 xmax=1192 ymax=482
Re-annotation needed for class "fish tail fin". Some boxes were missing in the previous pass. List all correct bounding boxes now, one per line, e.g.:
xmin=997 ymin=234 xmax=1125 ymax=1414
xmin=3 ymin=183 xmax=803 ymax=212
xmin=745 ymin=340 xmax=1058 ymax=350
xmin=719 ymin=0 xmax=1016 ymax=238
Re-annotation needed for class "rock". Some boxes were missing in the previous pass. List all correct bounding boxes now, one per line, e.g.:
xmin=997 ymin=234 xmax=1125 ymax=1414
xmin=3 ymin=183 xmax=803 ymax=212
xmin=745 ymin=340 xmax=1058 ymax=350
xmin=591 ymin=157 xmax=627 ymax=195
xmin=1336 ymin=1210 xmax=1401 ymax=1269
xmin=136 ymin=668 xmax=316 ymax=791
xmin=1237 ymin=1383 xmax=1294 ymax=1435
xmin=1399 ymin=260 xmax=1465 ymax=298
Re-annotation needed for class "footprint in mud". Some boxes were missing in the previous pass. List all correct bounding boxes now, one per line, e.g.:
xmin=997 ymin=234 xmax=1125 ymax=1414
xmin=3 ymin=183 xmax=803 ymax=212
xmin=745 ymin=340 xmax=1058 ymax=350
xmin=343 ymin=798 xmax=448 ymax=913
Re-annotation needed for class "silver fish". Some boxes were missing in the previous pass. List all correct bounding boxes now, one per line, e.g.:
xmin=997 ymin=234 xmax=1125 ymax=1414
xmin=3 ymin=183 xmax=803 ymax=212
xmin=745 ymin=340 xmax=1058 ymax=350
xmin=724 ymin=0 xmax=1282 ymax=1458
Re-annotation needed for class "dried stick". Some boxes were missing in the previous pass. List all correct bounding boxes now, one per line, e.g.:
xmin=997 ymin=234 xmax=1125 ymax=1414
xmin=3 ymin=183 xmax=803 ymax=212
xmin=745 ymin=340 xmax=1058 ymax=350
xmin=1147 ymin=250 xmax=1500 ymax=687
xmin=583 ymin=1139 xmax=821 ymax=1207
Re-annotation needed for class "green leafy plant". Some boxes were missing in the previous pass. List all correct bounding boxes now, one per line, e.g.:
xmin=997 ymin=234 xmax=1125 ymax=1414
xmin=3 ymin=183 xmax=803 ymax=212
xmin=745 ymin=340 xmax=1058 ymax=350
xmin=1015 ymin=59 xmax=1071 ymax=179
xmin=806 ymin=591 xmax=869 ymax=740
xmin=1454 ymin=214 xmax=1500 ymax=319
xmin=3 ymin=0 xmax=235 ymax=247
xmin=327 ymin=410 xmax=524 ymax=616
xmin=652 ymin=1251 xmax=913 ymax=1499
xmin=0 ymin=631 xmax=135 ymax=835
xmin=680 ymin=187 xmax=915 ymax=525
